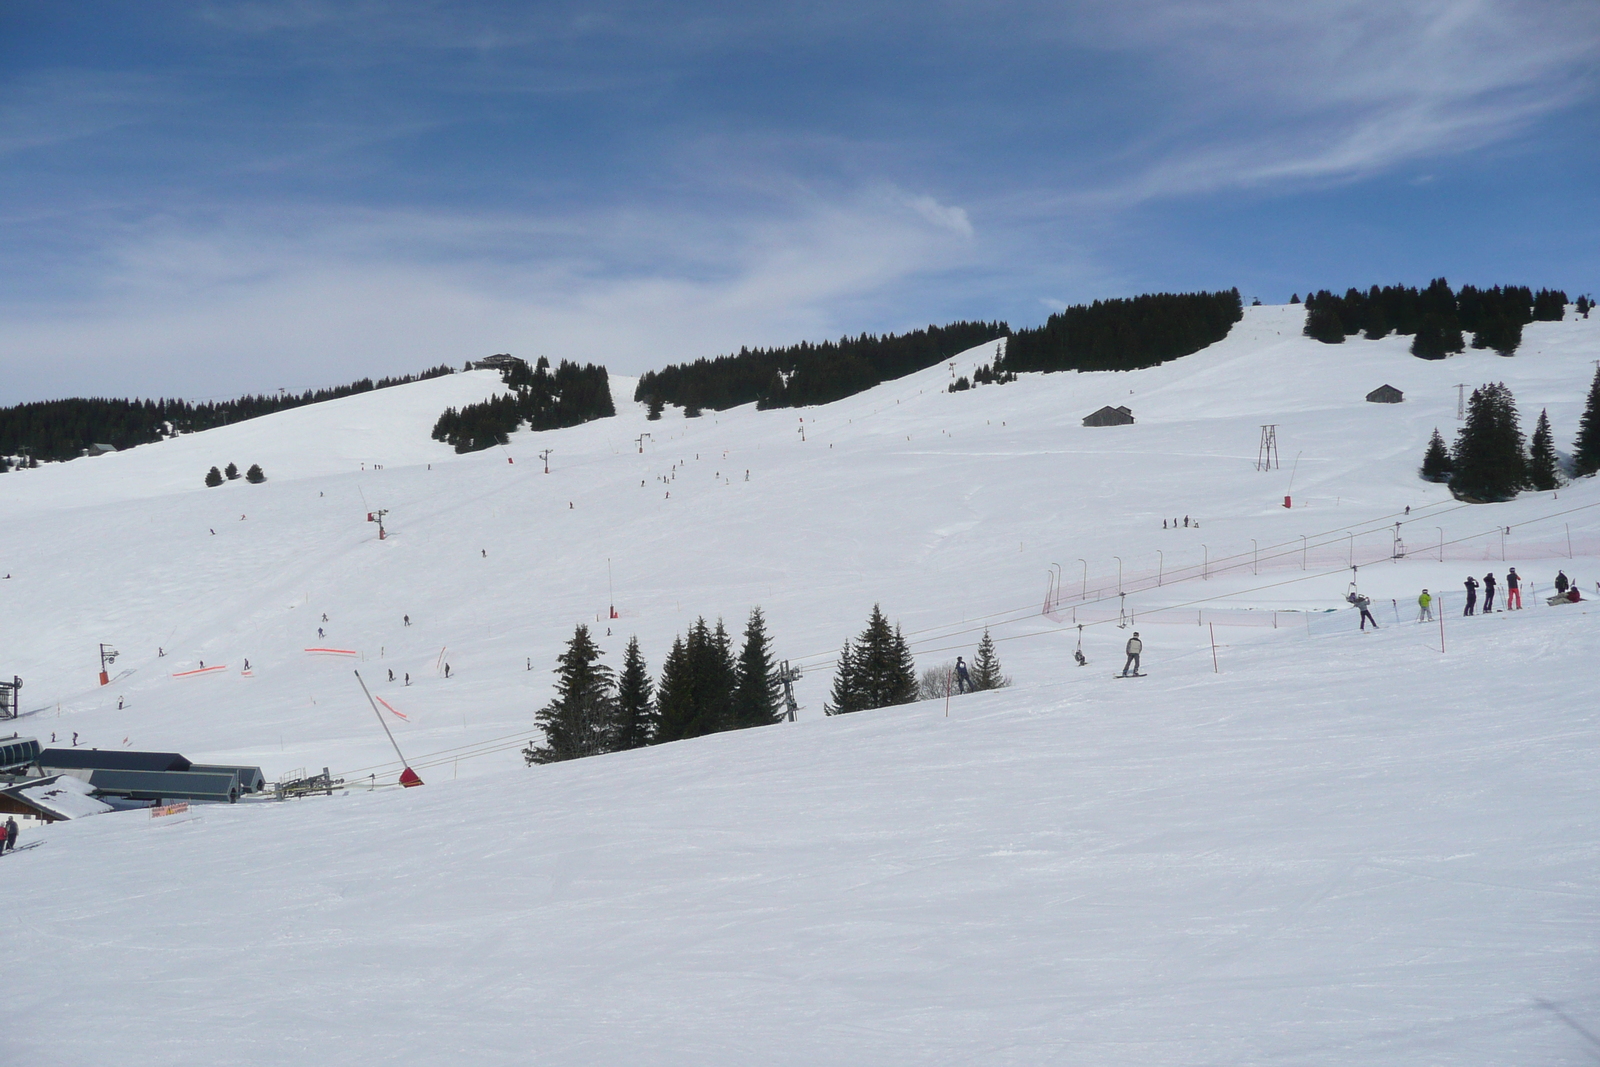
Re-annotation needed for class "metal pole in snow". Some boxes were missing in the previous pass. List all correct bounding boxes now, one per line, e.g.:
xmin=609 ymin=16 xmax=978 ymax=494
xmin=1567 ymin=523 xmax=1573 ymax=559
xmin=1209 ymin=623 xmax=1219 ymax=673
xmin=354 ymin=670 xmax=421 ymax=786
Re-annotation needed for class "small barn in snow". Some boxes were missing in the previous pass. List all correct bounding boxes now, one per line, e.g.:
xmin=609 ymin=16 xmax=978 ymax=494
xmin=0 ymin=775 xmax=113 ymax=826
xmin=1082 ymin=405 xmax=1135 ymax=427
xmin=1365 ymin=385 xmax=1404 ymax=404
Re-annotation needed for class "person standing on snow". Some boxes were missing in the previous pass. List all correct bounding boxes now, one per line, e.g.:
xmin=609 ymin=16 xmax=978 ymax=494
xmin=3 ymin=815 xmax=17 ymax=853
xmin=1351 ymin=592 xmax=1379 ymax=630
xmin=1505 ymin=568 xmax=1522 ymax=610
xmin=1121 ymin=633 xmax=1143 ymax=676
xmin=1482 ymin=572 xmax=1498 ymax=613
xmin=954 ymin=656 xmax=973 ymax=694
xmin=1463 ymin=575 xmax=1479 ymax=615
xmin=1418 ymin=589 xmax=1433 ymax=622
xmin=1554 ymin=571 xmax=1569 ymax=595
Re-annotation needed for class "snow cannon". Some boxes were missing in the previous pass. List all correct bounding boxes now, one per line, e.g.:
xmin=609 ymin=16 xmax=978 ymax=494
xmin=398 ymin=766 xmax=423 ymax=788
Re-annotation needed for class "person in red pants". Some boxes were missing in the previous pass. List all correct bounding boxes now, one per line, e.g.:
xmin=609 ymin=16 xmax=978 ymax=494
xmin=1505 ymin=567 xmax=1522 ymax=610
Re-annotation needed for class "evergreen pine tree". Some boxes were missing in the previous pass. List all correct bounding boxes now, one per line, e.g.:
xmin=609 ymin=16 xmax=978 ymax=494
xmin=205 ymin=466 xmax=223 ymax=487
xmin=1410 ymin=314 xmax=1465 ymax=359
xmin=1527 ymin=409 xmax=1560 ymax=491
xmin=1572 ymin=365 xmax=1600 ymax=477
xmin=653 ymin=635 xmax=693 ymax=741
xmin=1449 ymin=382 xmax=1527 ymax=502
xmin=830 ymin=606 xmax=917 ymax=712
xmin=1302 ymin=305 xmax=1345 ymax=344
xmin=524 ymin=624 xmax=616 ymax=764
xmin=971 ymin=630 xmax=1010 ymax=690
xmin=613 ymin=635 xmax=656 ymax=749
xmin=731 ymin=606 xmax=781 ymax=728
xmin=652 ymin=618 xmax=737 ymax=741
xmin=1289 ymin=294 xmax=1300 ymax=304
xmin=826 ymin=639 xmax=859 ymax=715
xmin=1420 ymin=428 xmax=1453 ymax=482
xmin=245 ymin=463 xmax=266 ymax=483
xmin=224 ymin=461 xmax=240 ymax=480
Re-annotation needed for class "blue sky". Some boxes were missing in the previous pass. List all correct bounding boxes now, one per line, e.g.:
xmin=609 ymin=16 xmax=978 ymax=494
xmin=0 ymin=0 xmax=1596 ymax=402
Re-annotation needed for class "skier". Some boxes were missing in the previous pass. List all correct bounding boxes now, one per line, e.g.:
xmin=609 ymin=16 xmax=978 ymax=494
xmin=1183 ymin=516 xmax=1189 ymax=528
xmin=1505 ymin=568 xmax=1522 ymax=610
xmin=1554 ymin=570 xmax=1569 ymax=595
xmin=388 ymin=669 xmax=394 ymax=682
xmin=117 ymin=697 xmax=123 ymax=710
xmin=1163 ymin=519 xmax=1168 ymax=529
xmin=243 ymin=658 xmax=250 ymax=672
xmin=954 ymin=656 xmax=973 ymax=694
xmin=3 ymin=816 xmax=15 ymax=854
xmin=1482 ymin=572 xmax=1498 ymax=613
xmin=1121 ymin=633 xmax=1142 ymax=677
xmin=403 ymin=615 xmax=410 ymax=626
xmin=404 ymin=673 xmax=410 ymax=686
xmin=71 ymin=732 xmax=78 ymax=747
xmin=444 ymin=663 xmax=451 ymax=679
xmin=1417 ymin=589 xmax=1433 ymax=622
xmin=1073 ymin=648 xmax=1087 ymax=667
xmin=1463 ymin=575 xmax=1478 ymax=615
xmin=321 ymin=613 xmax=328 ymax=622
xmin=1349 ymin=592 xmax=1379 ymax=630
xmin=317 ymin=627 xmax=324 ymax=639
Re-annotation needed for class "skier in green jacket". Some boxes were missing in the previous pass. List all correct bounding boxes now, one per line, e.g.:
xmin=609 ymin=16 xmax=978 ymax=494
xmin=1418 ymin=589 xmax=1433 ymax=622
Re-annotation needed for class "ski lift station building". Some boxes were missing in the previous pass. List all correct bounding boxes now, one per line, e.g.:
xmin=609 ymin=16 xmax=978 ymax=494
xmin=35 ymin=748 xmax=264 ymax=805
xmin=1082 ymin=405 xmax=1135 ymax=427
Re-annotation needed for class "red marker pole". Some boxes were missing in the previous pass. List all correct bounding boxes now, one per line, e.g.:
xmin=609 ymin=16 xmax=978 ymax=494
xmin=354 ymin=670 xmax=422 ymax=787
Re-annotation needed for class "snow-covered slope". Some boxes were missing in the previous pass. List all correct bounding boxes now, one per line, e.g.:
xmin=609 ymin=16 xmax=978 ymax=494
xmin=3 ymin=305 xmax=1599 ymax=1064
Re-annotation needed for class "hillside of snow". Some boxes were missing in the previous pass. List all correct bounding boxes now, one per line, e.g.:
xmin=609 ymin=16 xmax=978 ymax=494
xmin=3 ymin=303 xmax=1599 ymax=1064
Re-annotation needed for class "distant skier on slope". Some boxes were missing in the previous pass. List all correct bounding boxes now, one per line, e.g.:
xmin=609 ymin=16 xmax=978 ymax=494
xmin=1463 ymin=575 xmax=1478 ymax=616
xmin=1554 ymin=571 xmax=1569 ymax=595
xmin=3 ymin=816 xmax=16 ymax=853
xmin=1121 ymin=633 xmax=1142 ymax=677
xmin=1482 ymin=572 xmax=1498 ymax=613
xmin=954 ymin=657 xmax=973 ymax=694
xmin=1505 ymin=568 xmax=1522 ymax=610
xmin=1417 ymin=589 xmax=1433 ymax=622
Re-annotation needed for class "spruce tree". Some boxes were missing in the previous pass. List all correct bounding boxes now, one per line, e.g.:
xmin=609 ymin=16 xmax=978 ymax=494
xmin=826 ymin=639 xmax=859 ymax=715
xmin=972 ymin=630 xmax=1010 ymax=690
xmin=1573 ymin=365 xmax=1600 ymax=477
xmin=654 ymin=635 xmax=693 ymax=741
xmin=1410 ymin=314 xmax=1465 ymax=359
xmin=205 ymin=466 xmax=223 ymax=487
xmin=1302 ymin=305 xmax=1345 ymax=344
xmin=1420 ymin=428 xmax=1453 ymax=482
xmin=245 ymin=463 xmax=266 ymax=483
xmin=653 ymin=618 xmax=736 ymax=741
xmin=1527 ymin=409 xmax=1560 ymax=491
xmin=613 ymin=636 xmax=656 ymax=749
xmin=524 ymin=624 xmax=616 ymax=764
xmin=224 ymin=461 xmax=240 ymax=480
xmin=1449 ymin=383 xmax=1527 ymax=502
xmin=731 ymin=607 xmax=781 ymax=729
xmin=830 ymin=606 xmax=917 ymax=712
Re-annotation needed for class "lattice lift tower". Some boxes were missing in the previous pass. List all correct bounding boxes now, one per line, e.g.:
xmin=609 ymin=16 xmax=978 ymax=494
xmin=1257 ymin=425 xmax=1280 ymax=471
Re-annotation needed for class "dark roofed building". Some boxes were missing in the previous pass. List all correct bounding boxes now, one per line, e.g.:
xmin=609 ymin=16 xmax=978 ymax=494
xmin=470 ymin=353 xmax=526 ymax=372
xmin=1082 ymin=405 xmax=1135 ymax=427
xmin=0 ymin=774 xmax=114 ymax=824
xmin=1365 ymin=385 xmax=1404 ymax=404
xmin=38 ymin=748 xmax=191 ymax=774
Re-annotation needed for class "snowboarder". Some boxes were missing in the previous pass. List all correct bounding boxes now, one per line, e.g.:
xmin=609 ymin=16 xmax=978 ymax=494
xmin=1417 ymin=589 xmax=1433 ymax=622
xmin=243 ymin=658 xmax=250 ymax=672
xmin=321 ymin=613 xmax=328 ymax=622
xmin=954 ymin=656 xmax=973 ymax=694
xmin=157 ymin=647 xmax=164 ymax=657
xmin=3 ymin=816 xmax=16 ymax=854
xmin=1463 ymin=575 xmax=1478 ymax=615
xmin=1121 ymin=633 xmax=1143 ymax=677
xmin=1505 ymin=568 xmax=1522 ymax=610
xmin=1349 ymin=592 xmax=1379 ymax=630
xmin=1482 ymin=572 xmax=1497 ymax=613
xmin=388 ymin=669 xmax=394 ymax=682
xmin=1163 ymin=519 xmax=1168 ymax=529
xmin=1554 ymin=570 xmax=1569 ymax=595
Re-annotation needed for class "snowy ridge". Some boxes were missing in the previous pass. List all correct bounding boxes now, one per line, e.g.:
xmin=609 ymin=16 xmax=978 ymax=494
xmin=2 ymin=304 xmax=1599 ymax=1064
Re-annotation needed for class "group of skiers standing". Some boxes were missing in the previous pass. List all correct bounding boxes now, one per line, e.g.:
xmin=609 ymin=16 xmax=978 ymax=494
xmin=1421 ymin=567 xmax=1580 ymax=620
